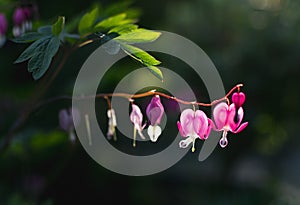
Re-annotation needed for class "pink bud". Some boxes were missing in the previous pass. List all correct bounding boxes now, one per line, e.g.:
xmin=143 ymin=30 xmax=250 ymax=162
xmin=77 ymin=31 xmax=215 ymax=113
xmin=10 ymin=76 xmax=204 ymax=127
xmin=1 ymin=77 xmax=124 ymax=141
xmin=232 ymin=92 xmax=245 ymax=108
xmin=146 ymin=95 xmax=164 ymax=126
xmin=13 ymin=7 xmax=26 ymax=26
xmin=0 ymin=13 xmax=7 ymax=34
xmin=23 ymin=7 xmax=31 ymax=20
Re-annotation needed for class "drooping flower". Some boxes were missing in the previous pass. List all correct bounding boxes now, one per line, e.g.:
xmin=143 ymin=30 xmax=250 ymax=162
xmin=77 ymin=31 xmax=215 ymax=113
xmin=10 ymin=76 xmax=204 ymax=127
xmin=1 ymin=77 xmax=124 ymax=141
xmin=13 ymin=7 xmax=25 ymax=37
xmin=59 ymin=108 xmax=80 ymax=143
xmin=232 ymin=92 xmax=246 ymax=108
xmin=12 ymin=6 xmax=32 ymax=37
xmin=0 ymin=13 xmax=7 ymax=47
xmin=107 ymin=108 xmax=117 ymax=141
xmin=146 ymin=95 xmax=164 ymax=142
xmin=177 ymin=109 xmax=213 ymax=152
xmin=22 ymin=7 xmax=32 ymax=31
xmin=213 ymin=102 xmax=248 ymax=148
xmin=130 ymin=104 xmax=146 ymax=147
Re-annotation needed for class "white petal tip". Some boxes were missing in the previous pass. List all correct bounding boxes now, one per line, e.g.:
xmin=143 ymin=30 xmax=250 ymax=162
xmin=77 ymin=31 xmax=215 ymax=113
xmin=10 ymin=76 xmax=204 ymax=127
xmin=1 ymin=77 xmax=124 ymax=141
xmin=147 ymin=125 xmax=162 ymax=142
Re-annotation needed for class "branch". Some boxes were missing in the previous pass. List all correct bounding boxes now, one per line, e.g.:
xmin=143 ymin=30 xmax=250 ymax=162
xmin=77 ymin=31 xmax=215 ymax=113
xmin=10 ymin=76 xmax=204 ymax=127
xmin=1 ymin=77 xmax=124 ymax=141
xmin=0 ymin=45 xmax=76 ymax=154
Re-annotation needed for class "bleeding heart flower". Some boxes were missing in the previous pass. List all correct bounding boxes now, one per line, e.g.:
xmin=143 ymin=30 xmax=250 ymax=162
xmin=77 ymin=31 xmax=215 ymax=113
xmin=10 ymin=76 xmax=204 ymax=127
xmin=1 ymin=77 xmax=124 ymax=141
xmin=12 ymin=6 xmax=32 ymax=37
xmin=130 ymin=104 xmax=146 ymax=147
xmin=59 ymin=108 xmax=80 ymax=143
xmin=177 ymin=109 xmax=213 ymax=152
xmin=146 ymin=95 xmax=164 ymax=142
xmin=107 ymin=108 xmax=117 ymax=141
xmin=0 ymin=13 xmax=7 ymax=47
xmin=232 ymin=92 xmax=245 ymax=108
xmin=13 ymin=7 xmax=25 ymax=37
xmin=213 ymin=102 xmax=248 ymax=148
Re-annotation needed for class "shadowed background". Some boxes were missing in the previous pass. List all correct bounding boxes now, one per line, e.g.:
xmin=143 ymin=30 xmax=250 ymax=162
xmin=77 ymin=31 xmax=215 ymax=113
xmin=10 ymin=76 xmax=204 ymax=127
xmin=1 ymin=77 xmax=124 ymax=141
xmin=0 ymin=0 xmax=300 ymax=204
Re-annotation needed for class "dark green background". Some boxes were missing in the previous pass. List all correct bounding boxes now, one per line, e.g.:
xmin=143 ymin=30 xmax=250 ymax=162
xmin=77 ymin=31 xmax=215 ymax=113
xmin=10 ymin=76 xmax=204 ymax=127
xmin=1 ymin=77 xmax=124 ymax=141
xmin=1 ymin=0 xmax=300 ymax=204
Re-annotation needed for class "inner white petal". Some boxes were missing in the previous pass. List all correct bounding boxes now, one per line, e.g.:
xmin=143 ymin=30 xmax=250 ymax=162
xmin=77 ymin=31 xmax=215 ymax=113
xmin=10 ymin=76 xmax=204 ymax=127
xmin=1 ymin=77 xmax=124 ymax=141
xmin=147 ymin=125 xmax=162 ymax=142
xmin=179 ymin=136 xmax=194 ymax=148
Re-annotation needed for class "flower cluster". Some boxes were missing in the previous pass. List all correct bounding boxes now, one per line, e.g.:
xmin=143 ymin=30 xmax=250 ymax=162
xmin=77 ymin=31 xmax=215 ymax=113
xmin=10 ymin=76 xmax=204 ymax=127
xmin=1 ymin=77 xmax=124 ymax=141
xmin=178 ymin=91 xmax=248 ymax=151
xmin=0 ymin=5 xmax=36 ymax=47
xmin=105 ymin=95 xmax=165 ymax=147
xmin=101 ymin=89 xmax=247 ymax=150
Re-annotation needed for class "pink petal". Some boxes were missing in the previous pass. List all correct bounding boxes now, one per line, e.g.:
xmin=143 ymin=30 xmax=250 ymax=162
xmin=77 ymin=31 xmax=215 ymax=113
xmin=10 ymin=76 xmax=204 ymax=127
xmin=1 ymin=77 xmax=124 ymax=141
xmin=177 ymin=121 xmax=186 ymax=137
xmin=194 ymin=110 xmax=208 ymax=139
xmin=146 ymin=95 xmax=164 ymax=125
xmin=227 ymin=103 xmax=238 ymax=131
xmin=213 ymin=102 xmax=228 ymax=130
xmin=0 ymin=14 xmax=7 ymax=34
xmin=180 ymin=109 xmax=195 ymax=136
xmin=232 ymin=92 xmax=246 ymax=108
xmin=203 ymin=118 xmax=214 ymax=140
xmin=13 ymin=7 xmax=25 ymax=26
xmin=130 ymin=104 xmax=143 ymax=127
xmin=233 ymin=122 xmax=248 ymax=133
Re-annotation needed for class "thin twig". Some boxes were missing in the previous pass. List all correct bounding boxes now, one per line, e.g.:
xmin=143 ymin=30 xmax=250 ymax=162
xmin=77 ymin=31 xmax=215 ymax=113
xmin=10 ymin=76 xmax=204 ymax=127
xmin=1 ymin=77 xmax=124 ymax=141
xmin=0 ymin=46 xmax=76 ymax=154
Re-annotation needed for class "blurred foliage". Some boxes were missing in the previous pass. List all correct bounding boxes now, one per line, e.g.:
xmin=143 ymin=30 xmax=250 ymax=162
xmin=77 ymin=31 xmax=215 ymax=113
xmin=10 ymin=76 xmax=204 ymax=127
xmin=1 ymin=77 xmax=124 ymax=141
xmin=1 ymin=0 xmax=300 ymax=204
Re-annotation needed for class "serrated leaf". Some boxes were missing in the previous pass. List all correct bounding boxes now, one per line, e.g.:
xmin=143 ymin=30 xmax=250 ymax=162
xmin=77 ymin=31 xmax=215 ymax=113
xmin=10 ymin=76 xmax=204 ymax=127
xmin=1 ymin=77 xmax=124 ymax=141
xmin=94 ymin=13 xmax=128 ymax=30
xmin=115 ymin=29 xmax=161 ymax=44
xmin=78 ymin=7 xmax=99 ymax=35
xmin=38 ymin=26 xmax=52 ymax=34
xmin=108 ymin=24 xmax=138 ymax=34
xmin=52 ymin=16 xmax=65 ymax=36
xmin=12 ymin=32 xmax=45 ymax=43
xmin=146 ymin=65 xmax=163 ymax=81
xmin=121 ymin=43 xmax=161 ymax=66
xmin=28 ymin=39 xmax=51 ymax=72
xmin=14 ymin=36 xmax=51 ymax=63
xmin=32 ymin=37 xmax=61 ymax=80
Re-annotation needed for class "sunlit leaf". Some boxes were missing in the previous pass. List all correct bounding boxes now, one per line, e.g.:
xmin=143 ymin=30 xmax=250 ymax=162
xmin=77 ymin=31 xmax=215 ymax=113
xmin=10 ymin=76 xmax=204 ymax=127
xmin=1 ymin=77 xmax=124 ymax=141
xmin=94 ymin=13 xmax=135 ymax=31
xmin=78 ymin=7 xmax=99 ymax=35
xmin=146 ymin=65 xmax=163 ymax=81
xmin=115 ymin=29 xmax=161 ymax=43
xmin=52 ymin=16 xmax=65 ymax=36
xmin=108 ymin=24 xmax=138 ymax=34
xmin=121 ymin=43 xmax=163 ymax=80
xmin=121 ymin=43 xmax=161 ymax=65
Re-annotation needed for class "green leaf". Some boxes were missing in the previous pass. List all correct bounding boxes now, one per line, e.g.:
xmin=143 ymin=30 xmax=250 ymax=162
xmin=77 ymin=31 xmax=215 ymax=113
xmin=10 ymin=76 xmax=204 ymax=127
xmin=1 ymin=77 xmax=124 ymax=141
xmin=146 ymin=65 xmax=163 ymax=81
xmin=32 ymin=37 xmax=60 ymax=80
xmin=94 ymin=13 xmax=131 ymax=30
xmin=63 ymin=33 xmax=80 ymax=39
xmin=121 ymin=43 xmax=163 ymax=80
xmin=104 ymin=1 xmax=133 ymax=16
xmin=14 ymin=36 xmax=51 ymax=63
xmin=28 ymin=39 xmax=51 ymax=72
xmin=52 ymin=16 xmax=65 ymax=36
xmin=12 ymin=32 xmax=45 ymax=43
xmin=121 ymin=43 xmax=161 ymax=65
xmin=115 ymin=29 xmax=161 ymax=43
xmin=78 ymin=7 xmax=99 ymax=35
xmin=108 ymin=24 xmax=138 ymax=34
xmin=38 ymin=25 xmax=52 ymax=34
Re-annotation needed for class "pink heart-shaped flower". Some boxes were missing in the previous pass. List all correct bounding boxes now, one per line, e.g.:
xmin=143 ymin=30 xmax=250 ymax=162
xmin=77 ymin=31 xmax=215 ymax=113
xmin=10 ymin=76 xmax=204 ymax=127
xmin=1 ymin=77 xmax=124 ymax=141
xmin=232 ymin=92 xmax=245 ymax=108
